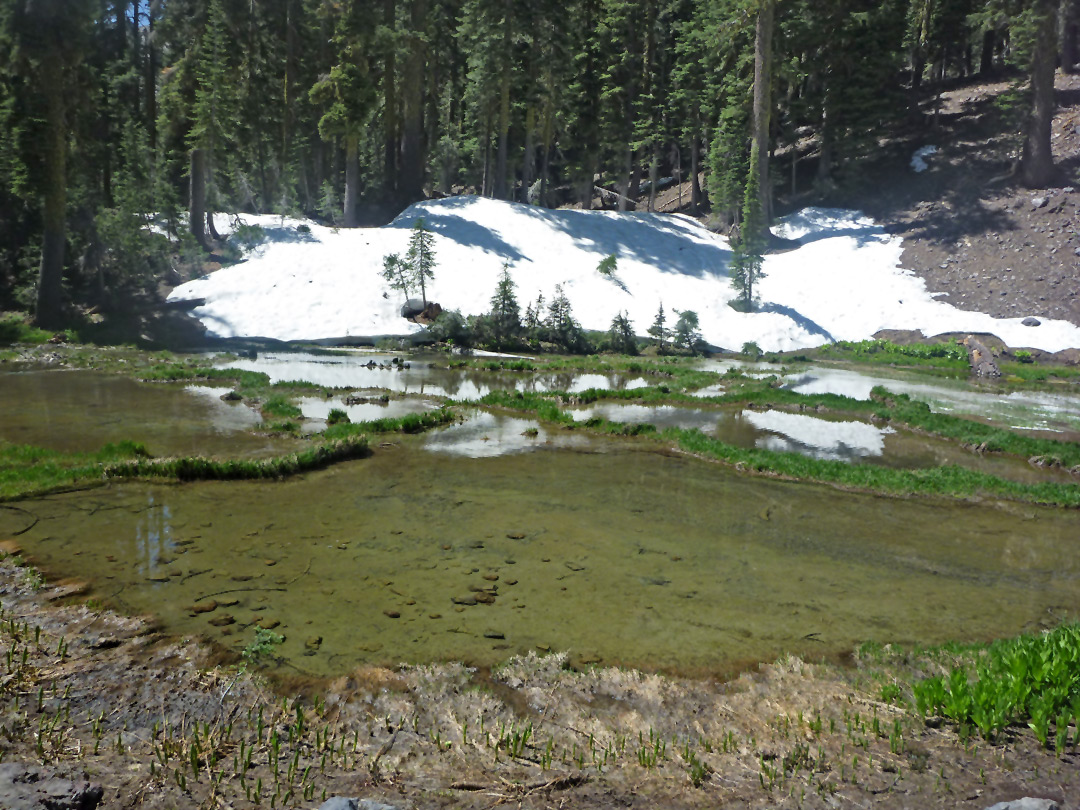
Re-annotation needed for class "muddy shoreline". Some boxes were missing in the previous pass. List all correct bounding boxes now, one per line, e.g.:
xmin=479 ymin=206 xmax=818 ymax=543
xmin=0 ymin=550 xmax=1076 ymax=810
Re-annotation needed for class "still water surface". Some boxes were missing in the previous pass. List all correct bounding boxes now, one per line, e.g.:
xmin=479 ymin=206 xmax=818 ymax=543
xmin=4 ymin=440 xmax=1077 ymax=678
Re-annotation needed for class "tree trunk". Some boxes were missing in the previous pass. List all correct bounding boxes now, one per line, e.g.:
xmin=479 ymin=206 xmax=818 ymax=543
xmin=36 ymin=54 xmax=67 ymax=330
xmin=617 ymin=147 xmax=632 ymax=211
xmin=689 ymin=132 xmax=701 ymax=214
xmin=344 ymin=134 xmax=360 ymax=227
xmin=494 ymin=0 xmax=512 ymax=200
xmin=382 ymin=0 xmax=398 ymax=203
xmin=817 ymin=82 xmax=833 ymax=188
xmin=647 ymin=141 xmax=660 ymax=212
xmin=145 ymin=3 xmax=157 ymax=149
xmin=1063 ymin=0 xmax=1079 ymax=74
xmin=400 ymin=0 xmax=427 ymax=203
xmin=190 ymin=148 xmax=209 ymax=248
xmin=979 ymin=28 xmax=996 ymax=76
xmin=1020 ymin=0 xmax=1059 ymax=188
xmin=523 ymin=105 xmax=536 ymax=203
xmin=751 ymin=0 xmax=775 ymax=229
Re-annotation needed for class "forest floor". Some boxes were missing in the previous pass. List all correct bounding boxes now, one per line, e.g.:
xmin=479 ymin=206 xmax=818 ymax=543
xmin=652 ymin=70 xmax=1080 ymax=331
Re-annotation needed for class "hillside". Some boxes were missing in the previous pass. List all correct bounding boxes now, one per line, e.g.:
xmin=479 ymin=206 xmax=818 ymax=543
xmin=164 ymin=73 xmax=1080 ymax=355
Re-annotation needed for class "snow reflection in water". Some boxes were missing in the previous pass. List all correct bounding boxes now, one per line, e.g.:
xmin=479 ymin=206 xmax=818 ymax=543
xmin=423 ymin=411 xmax=594 ymax=458
xmin=783 ymin=367 xmax=1080 ymax=435
xmin=220 ymin=351 xmax=648 ymax=400
xmin=743 ymin=409 xmax=894 ymax=461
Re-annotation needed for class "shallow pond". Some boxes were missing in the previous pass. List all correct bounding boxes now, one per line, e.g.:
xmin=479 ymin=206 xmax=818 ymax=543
xmin=782 ymin=367 xmax=1080 ymax=436
xmin=567 ymin=402 xmax=1071 ymax=483
xmin=295 ymin=393 xmax=445 ymax=433
xmin=0 ymin=371 xmax=286 ymax=458
xmin=220 ymin=351 xmax=649 ymax=400
xmin=4 ymin=441 xmax=1078 ymax=679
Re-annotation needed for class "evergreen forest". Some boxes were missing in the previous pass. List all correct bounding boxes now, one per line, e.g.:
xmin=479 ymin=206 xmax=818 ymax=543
xmin=0 ymin=0 xmax=1074 ymax=330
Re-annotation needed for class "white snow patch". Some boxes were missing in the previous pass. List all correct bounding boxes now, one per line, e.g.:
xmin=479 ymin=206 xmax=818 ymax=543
xmin=168 ymin=196 xmax=1080 ymax=353
xmin=911 ymin=145 xmax=938 ymax=172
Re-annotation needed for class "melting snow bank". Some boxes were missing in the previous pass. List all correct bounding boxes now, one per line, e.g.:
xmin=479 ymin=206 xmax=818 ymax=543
xmin=167 ymin=197 xmax=1080 ymax=353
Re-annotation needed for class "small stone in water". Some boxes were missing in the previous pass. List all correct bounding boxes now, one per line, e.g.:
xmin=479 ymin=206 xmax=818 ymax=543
xmin=383 ymin=610 xmax=401 ymax=619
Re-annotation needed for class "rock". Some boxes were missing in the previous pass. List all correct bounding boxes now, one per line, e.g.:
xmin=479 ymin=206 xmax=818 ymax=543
xmin=400 ymin=298 xmax=427 ymax=318
xmin=0 ymin=763 xmax=104 ymax=810
xmin=1022 ymin=317 xmax=1041 ymax=326
xmin=318 ymin=799 xmax=358 ymax=810
xmin=304 ymin=635 xmax=323 ymax=650
xmin=962 ymin=335 xmax=1001 ymax=378
xmin=984 ymin=799 xmax=1059 ymax=810
xmin=360 ymin=801 xmax=402 ymax=810
xmin=207 ymin=614 xmax=235 ymax=627
xmin=383 ymin=610 xmax=400 ymax=619
xmin=1030 ymin=196 xmax=1048 ymax=209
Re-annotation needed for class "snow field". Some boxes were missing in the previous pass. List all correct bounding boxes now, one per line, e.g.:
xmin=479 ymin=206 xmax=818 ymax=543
xmin=168 ymin=196 xmax=1080 ymax=353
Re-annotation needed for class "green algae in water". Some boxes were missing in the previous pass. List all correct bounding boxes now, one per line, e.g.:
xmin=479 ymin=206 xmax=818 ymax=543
xmin=5 ymin=438 xmax=1079 ymax=679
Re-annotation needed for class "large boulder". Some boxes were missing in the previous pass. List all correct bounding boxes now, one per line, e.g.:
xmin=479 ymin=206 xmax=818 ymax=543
xmin=399 ymin=298 xmax=427 ymax=319
xmin=399 ymin=299 xmax=443 ymax=324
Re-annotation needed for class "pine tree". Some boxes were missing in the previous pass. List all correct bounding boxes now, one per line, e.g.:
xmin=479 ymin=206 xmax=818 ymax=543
xmin=647 ymin=301 xmax=668 ymax=353
xmin=730 ymin=142 xmax=767 ymax=311
xmin=4 ymin=0 xmax=94 ymax=327
xmin=381 ymin=253 xmax=412 ymax=300
xmin=309 ymin=0 xmax=379 ymax=227
xmin=673 ymin=309 xmax=702 ymax=352
xmin=189 ymin=0 xmax=238 ymax=244
xmin=608 ymin=310 xmax=637 ymax=354
xmin=545 ymin=283 xmax=585 ymax=351
xmin=405 ymin=217 xmax=436 ymax=305
xmin=488 ymin=262 xmax=521 ymax=346
xmin=1018 ymin=0 xmax=1059 ymax=187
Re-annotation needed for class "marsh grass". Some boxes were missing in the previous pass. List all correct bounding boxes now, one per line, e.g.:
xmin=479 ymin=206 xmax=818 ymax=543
xmin=260 ymin=395 xmax=302 ymax=420
xmin=139 ymin=365 xmax=272 ymax=388
xmin=475 ymin=388 xmax=1080 ymax=507
xmin=818 ymin=339 xmax=969 ymax=369
xmin=1 ymin=436 xmax=369 ymax=499
xmin=0 ymin=440 xmax=151 ymax=500
xmin=101 ymin=436 xmax=369 ymax=481
xmin=668 ymin=428 xmax=1080 ymax=506
xmin=872 ymin=388 xmax=1080 ymax=468
xmin=908 ymin=624 xmax=1080 ymax=749
xmin=322 ymin=408 xmax=458 ymax=439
